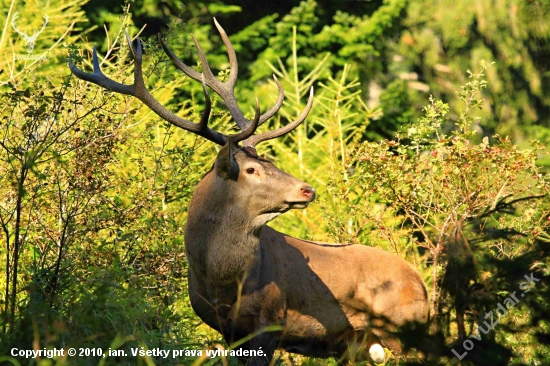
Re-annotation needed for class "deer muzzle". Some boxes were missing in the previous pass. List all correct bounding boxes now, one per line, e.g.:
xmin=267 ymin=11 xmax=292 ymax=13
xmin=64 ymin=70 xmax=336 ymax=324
xmin=284 ymin=184 xmax=316 ymax=210
xmin=301 ymin=186 xmax=316 ymax=201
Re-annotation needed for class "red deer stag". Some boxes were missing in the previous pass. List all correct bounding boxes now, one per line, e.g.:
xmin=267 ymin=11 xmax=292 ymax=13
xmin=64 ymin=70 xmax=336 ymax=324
xmin=69 ymin=19 xmax=429 ymax=365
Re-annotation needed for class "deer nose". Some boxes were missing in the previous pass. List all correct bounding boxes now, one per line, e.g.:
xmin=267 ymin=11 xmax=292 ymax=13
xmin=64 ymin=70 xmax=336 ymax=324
xmin=301 ymin=186 xmax=316 ymax=201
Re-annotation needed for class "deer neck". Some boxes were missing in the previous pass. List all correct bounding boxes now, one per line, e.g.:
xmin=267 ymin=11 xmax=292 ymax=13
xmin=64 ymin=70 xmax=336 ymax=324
xmin=184 ymin=172 xmax=265 ymax=286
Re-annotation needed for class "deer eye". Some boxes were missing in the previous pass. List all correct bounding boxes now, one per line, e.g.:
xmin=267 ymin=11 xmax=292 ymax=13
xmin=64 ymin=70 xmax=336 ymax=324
xmin=246 ymin=167 xmax=255 ymax=174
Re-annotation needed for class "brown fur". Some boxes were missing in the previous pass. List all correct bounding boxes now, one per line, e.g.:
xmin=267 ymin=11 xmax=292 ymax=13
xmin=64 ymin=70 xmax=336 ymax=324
xmin=184 ymin=146 xmax=429 ymax=364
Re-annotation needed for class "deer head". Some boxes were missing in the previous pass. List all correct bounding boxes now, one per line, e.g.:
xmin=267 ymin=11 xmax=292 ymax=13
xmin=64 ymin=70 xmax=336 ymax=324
xmin=68 ymin=19 xmax=315 ymax=223
xmin=12 ymin=12 xmax=49 ymax=53
xmin=209 ymin=144 xmax=316 ymax=229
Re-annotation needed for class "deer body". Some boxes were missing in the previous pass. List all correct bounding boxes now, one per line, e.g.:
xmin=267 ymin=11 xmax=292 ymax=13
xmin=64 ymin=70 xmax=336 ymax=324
xmin=184 ymin=148 xmax=428 ymax=363
xmin=69 ymin=19 xmax=428 ymax=364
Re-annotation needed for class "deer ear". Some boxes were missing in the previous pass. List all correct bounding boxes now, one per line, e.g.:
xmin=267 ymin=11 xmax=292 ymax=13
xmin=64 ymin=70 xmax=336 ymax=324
xmin=215 ymin=142 xmax=239 ymax=180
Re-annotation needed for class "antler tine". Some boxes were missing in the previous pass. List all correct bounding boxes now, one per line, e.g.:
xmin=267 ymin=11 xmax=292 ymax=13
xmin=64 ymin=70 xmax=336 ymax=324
xmin=158 ymin=20 xmax=285 ymax=132
xmin=213 ymin=18 xmax=238 ymax=89
xmin=231 ymin=98 xmax=261 ymax=143
xmin=68 ymin=46 xmax=133 ymax=95
xmin=243 ymin=87 xmax=314 ymax=147
xmin=199 ymin=74 xmax=212 ymax=130
xmin=259 ymin=75 xmax=285 ymax=126
xmin=68 ymin=33 xmax=227 ymax=146
xmin=157 ymin=33 xmax=202 ymax=82
xmin=125 ymin=31 xmax=145 ymax=87
xmin=190 ymin=35 xmax=218 ymax=84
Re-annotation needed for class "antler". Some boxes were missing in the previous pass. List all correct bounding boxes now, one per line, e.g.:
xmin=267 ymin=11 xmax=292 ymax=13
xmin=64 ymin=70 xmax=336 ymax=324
xmin=158 ymin=18 xmax=285 ymax=133
xmin=159 ymin=18 xmax=314 ymax=147
xmin=68 ymin=19 xmax=313 ymax=147
xmin=242 ymin=87 xmax=314 ymax=147
xmin=69 ymin=32 xmax=252 ymax=145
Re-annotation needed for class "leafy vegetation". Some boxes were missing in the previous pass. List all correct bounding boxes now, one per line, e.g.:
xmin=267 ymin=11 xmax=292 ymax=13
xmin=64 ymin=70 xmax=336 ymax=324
xmin=1 ymin=0 xmax=549 ymax=365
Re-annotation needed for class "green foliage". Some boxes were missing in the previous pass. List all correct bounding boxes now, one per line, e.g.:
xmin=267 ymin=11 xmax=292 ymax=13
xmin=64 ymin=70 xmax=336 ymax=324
xmin=0 ymin=7 xmax=209 ymax=365
xmin=1 ymin=0 xmax=550 ymax=365
xmin=0 ymin=0 xmax=89 ymax=79
xmin=326 ymin=62 xmax=550 ymax=364
xmin=400 ymin=0 xmax=550 ymax=142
